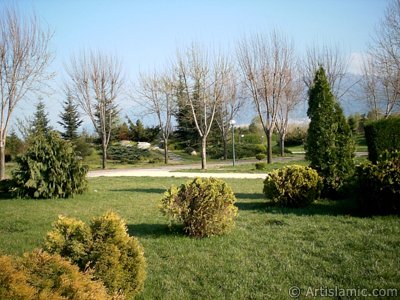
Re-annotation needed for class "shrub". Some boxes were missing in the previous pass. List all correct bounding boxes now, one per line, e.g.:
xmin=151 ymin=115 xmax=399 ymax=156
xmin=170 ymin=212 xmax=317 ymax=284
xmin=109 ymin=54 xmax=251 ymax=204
xmin=364 ymin=117 xmax=400 ymax=163
xmin=107 ymin=144 xmax=150 ymax=164
xmin=12 ymin=131 xmax=88 ymax=199
xmin=44 ymin=212 xmax=147 ymax=299
xmin=356 ymin=150 xmax=400 ymax=214
xmin=255 ymin=153 xmax=266 ymax=161
xmin=160 ymin=177 xmax=238 ymax=237
xmin=0 ymin=250 xmax=111 ymax=300
xmin=263 ymin=165 xmax=323 ymax=207
xmin=255 ymin=162 xmax=268 ymax=170
xmin=285 ymin=127 xmax=307 ymax=147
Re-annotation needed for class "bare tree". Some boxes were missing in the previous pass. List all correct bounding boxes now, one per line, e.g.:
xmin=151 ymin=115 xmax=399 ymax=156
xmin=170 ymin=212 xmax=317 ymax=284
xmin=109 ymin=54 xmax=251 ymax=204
xmin=302 ymin=43 xmax=355 ymax=100
xmin=0 ymin=6 xmax=53 ymax=179
xmin=66 ymin=51 xmax=123 ymax=169
xmin=237 ymin=30 xmax=295 ymax=163
xmin=214 ymin=72 xmax=245 ymax=160
xmin=136 ymin=70 xmax=175 ymax=164
xmin=176 ymin=44 xmax=231 ymax=169
xmin=275 ymin=69 xmax=304 ymax=156
xmin=362 ymin=0 xmax=400 ymax=118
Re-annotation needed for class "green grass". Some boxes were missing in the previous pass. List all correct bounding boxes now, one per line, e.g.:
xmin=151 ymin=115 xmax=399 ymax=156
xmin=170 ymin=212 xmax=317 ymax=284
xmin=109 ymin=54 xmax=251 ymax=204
xmin=0 ymin=177 xmax=399 ymax=299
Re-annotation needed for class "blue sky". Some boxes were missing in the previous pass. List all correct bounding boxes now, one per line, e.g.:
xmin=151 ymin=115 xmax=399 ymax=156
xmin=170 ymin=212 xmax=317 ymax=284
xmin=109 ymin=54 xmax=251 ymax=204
xmin=2 ymin=0 xmax=390 ymax=129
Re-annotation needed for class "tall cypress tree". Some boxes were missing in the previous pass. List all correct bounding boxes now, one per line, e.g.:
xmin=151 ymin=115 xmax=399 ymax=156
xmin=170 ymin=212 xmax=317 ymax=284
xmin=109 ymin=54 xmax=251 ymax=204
xmin=305 ymin=66 xmax=355 ymax=195
xmin=58 ymin=95 xmax=83 ymax=140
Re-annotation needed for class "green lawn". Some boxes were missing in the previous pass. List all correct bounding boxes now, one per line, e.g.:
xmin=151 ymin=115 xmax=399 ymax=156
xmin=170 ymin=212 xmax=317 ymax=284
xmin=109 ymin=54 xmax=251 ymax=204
xmin=0 ymin=177 xmax=399 ymax=299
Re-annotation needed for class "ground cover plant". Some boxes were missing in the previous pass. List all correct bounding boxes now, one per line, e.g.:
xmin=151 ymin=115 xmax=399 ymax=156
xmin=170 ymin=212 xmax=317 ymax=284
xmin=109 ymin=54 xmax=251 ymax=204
xmin=0 ymin=177 xmax=399 ymax=299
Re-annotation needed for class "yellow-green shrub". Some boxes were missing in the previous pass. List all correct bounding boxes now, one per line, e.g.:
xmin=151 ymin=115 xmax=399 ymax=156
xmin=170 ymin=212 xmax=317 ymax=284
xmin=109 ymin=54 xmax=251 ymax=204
xmin=0 ymin=250 xmax=111 ymax=300
xmin=160 ymin=177 xmax=238 ymax=237
xmin=263 ymin=165 xmax=323 ymax=207
xmin=44 ymin=212 xmax=147 ymax=299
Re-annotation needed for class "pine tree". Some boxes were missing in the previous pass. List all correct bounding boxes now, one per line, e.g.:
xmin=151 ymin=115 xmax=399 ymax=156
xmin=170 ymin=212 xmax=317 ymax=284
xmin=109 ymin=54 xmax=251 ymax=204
xmin=58 ymin=95 xmax=83 ymax=140
xmin=305 ymin=66 xmax=355 ymax=195
xmin=32 ymin=99 xmax=51 ymax=135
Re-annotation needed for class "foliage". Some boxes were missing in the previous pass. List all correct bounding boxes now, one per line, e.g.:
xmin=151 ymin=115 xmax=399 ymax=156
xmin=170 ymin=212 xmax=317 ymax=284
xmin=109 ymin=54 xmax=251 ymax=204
xmin=364 ymin=116 xmax=400 ymax=163
xmin=0 ymin=250 xmax=111 ymax=300
xmin=255 ymin=153 xmax=266 ymax=161
xmin=58 ymin=94 xmax=83 ymax=140
xmin=356 ymin=150 xmax=400 ymax=214
xmin=107 ymin=143 xmax=151 ymax=163
xmin=347 ymin=113 xmax=363 ymax=134
xmin=255 ymin=162 xmax=268 ymax=170
xmin=127 ymin=118 xmax=160 ymax=143
xmin=74 ymin=134 xmax=94 ymax=158
xmin=12 ymin=131 xmax=88 ymax=199
xmin=44 ymin=211 xmax=147 ymax=299
xmin=160 ymin=177 xmax=238 ymax=237
xmin=305 ymin=66 xmax=355 ymax=195
xmin=285 ymin=126 xmax=307 ymax=147
xmin=263 ymin=165 xmax=323 ymax=207
xmin=5 ymin=130 xmax=25 ymax=161
xmin=31 ymin=99 xmax=52 ymax=135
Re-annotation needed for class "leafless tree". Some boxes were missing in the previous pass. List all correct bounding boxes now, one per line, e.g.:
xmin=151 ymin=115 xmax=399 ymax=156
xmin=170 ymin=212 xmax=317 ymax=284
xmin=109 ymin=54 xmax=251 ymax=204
xmin=176 ymin=44 xmax=231 ymax=169
xmin=0 ymin=6 xmax=53 ymax=179
xmin=136 ymin=69 xmax=175 ymax=164
xmin=237 ymin=30 xmax=295 ymax=163
xmin=214 ymin=72 xmax=245 ymax=160
xmin=66 ymin=51 xmax=123 ymax=169
xmin=361 ymin=0 xmax=400 ymax=118
xmin=275 ymin=69 xmax=304 ymax=156
xmin=302 ymin=43 xmax=355 ymax=100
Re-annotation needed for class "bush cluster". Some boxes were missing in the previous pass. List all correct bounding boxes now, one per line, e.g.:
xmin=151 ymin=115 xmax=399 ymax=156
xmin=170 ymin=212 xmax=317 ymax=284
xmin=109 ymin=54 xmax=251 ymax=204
xmin=12 ymin=131 xmax=88 ymax=199
xmin=0 ymin=250 xmax=110 ymax=300
xmin=44 ymin=211 xmax=147 ymax=299
xmin=364 ymin=117 xmax=400 ymax=163
xmin=356 ymin=150 xmax=400 ymax=214
xmin=263 ymin=165 xmax=323 ymax=207
xmin=285 ymin=127 xmax=307 ymax=147
xmin=107 ymin=144 xmax=150 ymax=164
xmin=160 ymin=177 xmax=238 ymax=237
xmin=255 ymin=162 xmax=268 ymax=170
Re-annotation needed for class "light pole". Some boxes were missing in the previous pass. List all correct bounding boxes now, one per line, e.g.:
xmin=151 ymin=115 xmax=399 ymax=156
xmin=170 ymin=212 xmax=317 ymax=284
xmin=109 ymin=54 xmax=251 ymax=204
xmin=230 ymin=119 xmax=236 ymax=166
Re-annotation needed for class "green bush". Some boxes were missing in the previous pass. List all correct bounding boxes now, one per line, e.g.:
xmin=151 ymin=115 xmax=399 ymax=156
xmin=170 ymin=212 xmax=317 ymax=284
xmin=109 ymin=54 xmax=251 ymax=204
xmin=107 ymin=144 xmax=150 ymax=164
xmin=255 ymin=153 xmax=266 ymax=161
xmin=12 ymin=131 xmax=88 ymax=199
xmin=285 ymin=127 xmax=307 ymax=146
xmin=364 ymin=117 xmax=400 ymax=163
xmin=255 ymin=162 xmax=268 ymax=170
xmin=356 ymin=150 xmax=400 ymax=214
xmin=0 ymin=250 xmax=111 ymax=300
xmin=44 ymin=212 xmax=147 ymax=299
xmin=263 ymin=165 xmax=323 ymax=207
xmin=160 ymin=177 xmax=238 ymax=237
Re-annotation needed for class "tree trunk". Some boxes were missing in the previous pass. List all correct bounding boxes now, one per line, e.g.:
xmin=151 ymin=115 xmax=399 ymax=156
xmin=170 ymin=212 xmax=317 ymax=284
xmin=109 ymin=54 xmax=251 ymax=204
xmin=223 ymin=137 xmax=227 ymax=160
xmin=102 ymin=140 xmax=107 ymax=169
xmin=201 ymin=137 xmax=207 ymax=170
xmin=0 ymin=144 xmax=5 ymax=180
xmin=279 ymin=133 xmax=285 ymax=157
xmin=266 ymin=130 xmax=273 ymax=164
xmin=164 ymin=138 xmax=168 ymax=164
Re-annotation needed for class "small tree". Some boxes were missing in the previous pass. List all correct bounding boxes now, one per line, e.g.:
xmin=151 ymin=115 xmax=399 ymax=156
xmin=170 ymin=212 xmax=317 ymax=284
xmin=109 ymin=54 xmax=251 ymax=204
xmin=31 ymin=99 xmax=52 ymax=135
xmin=58 ymin=93 xmax=83 ymax=140
xmin=305 ymin=67 xmax=355 ymax=195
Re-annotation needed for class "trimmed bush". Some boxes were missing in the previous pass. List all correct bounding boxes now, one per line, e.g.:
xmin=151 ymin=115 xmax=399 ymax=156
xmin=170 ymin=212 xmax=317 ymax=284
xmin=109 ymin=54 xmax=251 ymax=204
xmin=255 ymin=162 xmax=268 ymax=170
xmin=0 ymin=250 xmax=111 ymax=300
xmin=356 ymin=150 xmax=400 ymax=214
xmin=255 ymin=153 xmax=266 ymax=161
xmin=44 ymin=212 xmax=147 ymax=299
xmin=160 ymin=177 xmax=238 ymax=237
xmin=12 ymin=131 xmax=88 ymax=199
xmin=364 ymin=117 xmax=400 ymax=163
xmin=263 ymin=165 xmax=323 ymax=207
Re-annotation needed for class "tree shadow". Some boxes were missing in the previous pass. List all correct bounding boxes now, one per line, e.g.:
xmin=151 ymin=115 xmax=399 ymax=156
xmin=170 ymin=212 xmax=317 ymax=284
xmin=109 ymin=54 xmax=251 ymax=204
xmin=127 ymin=223 xmax=184 ymax=238
xmin=235 ymin=201 xmax=269 ymax=212
xmin=235 ymin=192 xmax=264 ymax=201
xmin=110 ymin=188 xmax=166 ymax=194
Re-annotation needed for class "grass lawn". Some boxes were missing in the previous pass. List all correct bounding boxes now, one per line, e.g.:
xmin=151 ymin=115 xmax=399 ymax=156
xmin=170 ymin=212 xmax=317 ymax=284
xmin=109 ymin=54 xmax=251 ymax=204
xmin=0 ymin=177 xmax=399 ymax=299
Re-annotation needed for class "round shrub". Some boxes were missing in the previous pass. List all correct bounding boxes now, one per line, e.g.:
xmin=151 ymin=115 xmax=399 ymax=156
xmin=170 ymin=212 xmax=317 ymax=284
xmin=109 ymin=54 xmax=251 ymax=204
xmin=263 ymin=165 xmax=323 ymax=207
xmin=255 ymin=153 xmax=266 ymax=161
xmin=356 ymin=150 xmax=400 ymax=214
xmin=0 ymin=250 xmax=111 ymax=300
xmin=12 ymin=131 xmax=88 ymax=199
xmin=160 ymin=177 xmax=238 ymax=237
xmin=255 ymin=162 xmax=268 ymax=170
xmin=44 ymin=212 xmax=147 ymax=299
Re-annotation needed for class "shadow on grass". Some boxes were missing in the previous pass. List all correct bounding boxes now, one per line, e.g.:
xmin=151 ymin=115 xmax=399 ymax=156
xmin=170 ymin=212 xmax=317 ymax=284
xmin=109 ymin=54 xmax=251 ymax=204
xmin=110 ymin=188 xmax=166 ymax=194
xmin=127 ymin=223 xmax=184 ymax=238
xmin=235 ymin=192 xmax=264 ymax=200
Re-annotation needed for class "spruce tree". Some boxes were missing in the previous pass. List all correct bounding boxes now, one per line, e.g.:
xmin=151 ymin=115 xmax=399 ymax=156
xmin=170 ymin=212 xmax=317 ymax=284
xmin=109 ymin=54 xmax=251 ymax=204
xmin=58 ymin=95 xmax=83 ymax=140
xmin=305 ymin=66 xmax=355 ymax=195
xmin=32 ymin=99 xmax=51 ymax=135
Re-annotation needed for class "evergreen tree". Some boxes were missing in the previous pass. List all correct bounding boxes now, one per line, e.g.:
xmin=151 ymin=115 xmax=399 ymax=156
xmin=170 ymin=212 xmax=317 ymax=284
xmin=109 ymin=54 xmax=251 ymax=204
xmin=58 ymin=95 xmax=83 ymax=140
xmin=31 ymin=99 xmax=51 ymax=135
xmin=305 ymin=66 xmax=355 ymax=195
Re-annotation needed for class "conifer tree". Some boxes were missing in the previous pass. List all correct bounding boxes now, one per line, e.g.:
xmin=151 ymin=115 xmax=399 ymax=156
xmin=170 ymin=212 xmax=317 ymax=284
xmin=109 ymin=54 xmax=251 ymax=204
xmin=58 ymin=94 xmax=83 ymax=140
xmin=305 ymin=66 xmax=355 ymax=195
xmin=32 ymin=99 xmax=51 ymax=135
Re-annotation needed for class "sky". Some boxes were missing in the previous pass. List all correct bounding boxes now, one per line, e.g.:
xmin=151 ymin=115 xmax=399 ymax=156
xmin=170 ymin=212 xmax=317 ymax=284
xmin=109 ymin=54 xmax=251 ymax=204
xmin=1 ymin=0 xmax=391 ymax=130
